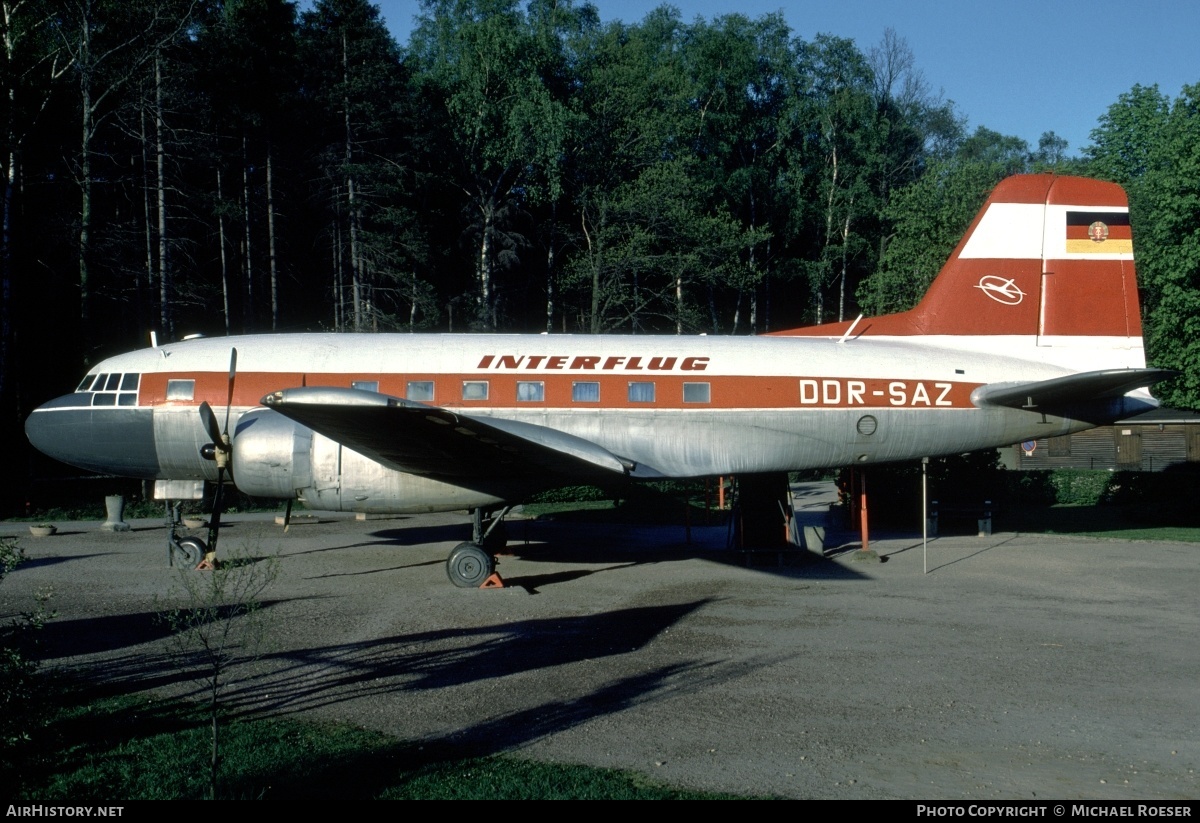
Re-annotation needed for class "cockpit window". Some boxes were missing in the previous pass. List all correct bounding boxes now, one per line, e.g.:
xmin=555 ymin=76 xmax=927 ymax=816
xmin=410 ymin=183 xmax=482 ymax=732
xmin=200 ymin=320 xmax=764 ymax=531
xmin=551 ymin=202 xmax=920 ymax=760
xmin=81 ymin=372 xmax=140 ymax=406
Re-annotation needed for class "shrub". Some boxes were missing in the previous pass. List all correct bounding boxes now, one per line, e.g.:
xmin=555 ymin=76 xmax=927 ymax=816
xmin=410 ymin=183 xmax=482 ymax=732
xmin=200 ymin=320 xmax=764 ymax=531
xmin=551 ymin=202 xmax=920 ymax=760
xmin=0 ymin=538 xmax=54 ymax=782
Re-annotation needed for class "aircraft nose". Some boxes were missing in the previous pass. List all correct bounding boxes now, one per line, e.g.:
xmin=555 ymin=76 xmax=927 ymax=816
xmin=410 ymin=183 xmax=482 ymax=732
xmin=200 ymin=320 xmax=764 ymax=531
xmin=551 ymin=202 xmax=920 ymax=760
xmin=25 ymin=393 xmax=160 ymax=476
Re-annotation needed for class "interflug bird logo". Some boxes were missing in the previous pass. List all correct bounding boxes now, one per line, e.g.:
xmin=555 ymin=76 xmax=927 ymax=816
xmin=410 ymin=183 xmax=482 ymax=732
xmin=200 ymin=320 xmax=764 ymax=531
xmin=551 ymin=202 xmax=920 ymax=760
xmin=975 ymin=275 xmax=1026 ymax=306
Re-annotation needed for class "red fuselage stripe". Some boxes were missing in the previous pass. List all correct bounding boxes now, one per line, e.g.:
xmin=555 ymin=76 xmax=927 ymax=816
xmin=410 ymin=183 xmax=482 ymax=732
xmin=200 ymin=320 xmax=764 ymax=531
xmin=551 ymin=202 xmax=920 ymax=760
xmin=138 ymin=372 xmax=983 ymax=411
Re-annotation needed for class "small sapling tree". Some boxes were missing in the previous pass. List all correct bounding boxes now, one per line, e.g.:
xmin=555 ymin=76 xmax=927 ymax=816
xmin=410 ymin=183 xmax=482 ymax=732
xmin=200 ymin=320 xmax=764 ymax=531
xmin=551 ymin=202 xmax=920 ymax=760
xmin=164 ymin=547 xmax=279 ymax=799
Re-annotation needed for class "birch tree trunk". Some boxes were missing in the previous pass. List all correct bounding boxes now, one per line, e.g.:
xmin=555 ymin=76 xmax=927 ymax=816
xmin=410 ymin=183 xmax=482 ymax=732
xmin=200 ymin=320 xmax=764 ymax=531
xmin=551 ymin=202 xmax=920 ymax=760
xmin=266 ymin=144 xmax=278 ymax=330
xmin=216 ymin=164 xmax=230 ymax=335
xmin=242 ymin=134 xmax=253 ymax=331
xmin=155 ymin=52 xmax=171 ymax=339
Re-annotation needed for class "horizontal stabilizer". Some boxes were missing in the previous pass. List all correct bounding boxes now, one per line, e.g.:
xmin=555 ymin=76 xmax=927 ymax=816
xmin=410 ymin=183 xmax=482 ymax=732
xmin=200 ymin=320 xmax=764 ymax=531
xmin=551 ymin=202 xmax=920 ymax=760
xmin=972 ymin=368 xmax=1175 ymax=411
xmin=261 ymin=386 xmax=631 ymax=482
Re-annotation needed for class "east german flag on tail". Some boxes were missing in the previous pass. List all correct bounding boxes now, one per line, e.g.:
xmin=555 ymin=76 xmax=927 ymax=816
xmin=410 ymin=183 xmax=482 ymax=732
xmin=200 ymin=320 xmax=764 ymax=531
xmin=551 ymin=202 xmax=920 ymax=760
xmin=1066 ymin=210 xmax=1133 ymax=254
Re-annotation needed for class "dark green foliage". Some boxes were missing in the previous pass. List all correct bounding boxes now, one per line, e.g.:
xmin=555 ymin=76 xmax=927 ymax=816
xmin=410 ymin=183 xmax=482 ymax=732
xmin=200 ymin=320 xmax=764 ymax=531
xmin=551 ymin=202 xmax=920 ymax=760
xmin=1042 ymin=470 xmax=1114 ymax=507
xmin=994 ymin=468 xmax=1114 ymax=508
xmin=1103 ymin=466 xmax=1200 ymax=525
xmin=0 ymin=539 xmax=53 ymax=786
xmin=841 ymin=460 xmax=1200 ymax=532
xmin=527 ymin=484 xmax=611 ymax=504
xmin=19 ymin=489 xmax=283 ymax=522
xmin=1085 ymin=83 xmax=1200 ymax=411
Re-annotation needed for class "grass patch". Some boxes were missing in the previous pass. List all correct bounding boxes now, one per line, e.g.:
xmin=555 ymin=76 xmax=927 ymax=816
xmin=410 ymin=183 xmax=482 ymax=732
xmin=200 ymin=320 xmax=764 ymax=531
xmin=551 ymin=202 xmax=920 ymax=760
xmin=998 ymin=504 xmax=1200 ymax=542
xmin=12 ymin=688 xmax=750 ymax=800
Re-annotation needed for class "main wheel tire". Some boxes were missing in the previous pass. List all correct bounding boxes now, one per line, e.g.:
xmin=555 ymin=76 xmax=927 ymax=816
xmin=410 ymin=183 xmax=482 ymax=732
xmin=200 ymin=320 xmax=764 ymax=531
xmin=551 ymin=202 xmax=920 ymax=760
xmin=446 ymin=542 xmax=494 ymax=588
xmin=173 ymin=536 xmax=206 ymax=567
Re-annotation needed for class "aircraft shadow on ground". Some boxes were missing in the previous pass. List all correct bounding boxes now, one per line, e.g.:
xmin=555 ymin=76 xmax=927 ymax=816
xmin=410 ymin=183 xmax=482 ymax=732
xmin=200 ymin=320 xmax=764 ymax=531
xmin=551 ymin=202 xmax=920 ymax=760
xmin=61 ymin=595 xmax=790 ymax=760
xmin=38 ymin=598 xmax=310 ymax=675
xmin=51 ymin=582 xmax=816 ymax=771
xmin=221 ymin=600 xmax=795 ymax=765
xmin=56 ymin=645 xmax=785 ymax=794
xmin=235 ymin=600 xmax=717 ymax=710
xmin=493 ymin=520 xmax=869 ymax=581
xmin=58 ymin=599 xmax=712 ymax=697
xmin=388 ymin=651 xmax=784 ymax=765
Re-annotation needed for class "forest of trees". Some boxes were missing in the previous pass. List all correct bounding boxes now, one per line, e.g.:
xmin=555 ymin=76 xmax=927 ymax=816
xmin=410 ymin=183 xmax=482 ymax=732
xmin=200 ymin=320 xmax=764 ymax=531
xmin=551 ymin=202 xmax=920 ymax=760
xmin=3 ymin=0 xmax=1199 ymax=444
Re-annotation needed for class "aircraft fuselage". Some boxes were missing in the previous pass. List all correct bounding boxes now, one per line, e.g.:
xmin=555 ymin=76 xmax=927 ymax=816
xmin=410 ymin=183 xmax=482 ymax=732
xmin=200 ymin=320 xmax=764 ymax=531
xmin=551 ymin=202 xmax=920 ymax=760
xmin=25 ymin=330 xmax=1153 ymax=514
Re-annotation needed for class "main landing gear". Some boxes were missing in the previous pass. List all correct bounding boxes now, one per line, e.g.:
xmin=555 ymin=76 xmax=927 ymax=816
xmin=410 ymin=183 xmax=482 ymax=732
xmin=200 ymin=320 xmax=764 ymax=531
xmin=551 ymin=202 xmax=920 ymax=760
xmin=446 ymin=507 xmax=510 ymax=589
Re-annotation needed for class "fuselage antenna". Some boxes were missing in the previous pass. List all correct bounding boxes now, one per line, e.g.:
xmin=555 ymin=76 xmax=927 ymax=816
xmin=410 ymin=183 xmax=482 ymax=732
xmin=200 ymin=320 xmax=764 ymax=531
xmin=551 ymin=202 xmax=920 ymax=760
xmin=839 ymin=314 xmax=864 ymax=344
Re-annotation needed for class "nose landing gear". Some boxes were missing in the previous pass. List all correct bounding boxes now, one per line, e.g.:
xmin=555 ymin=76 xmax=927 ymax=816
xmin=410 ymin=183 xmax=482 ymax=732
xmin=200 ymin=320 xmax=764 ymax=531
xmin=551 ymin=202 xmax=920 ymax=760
xmin=165 ymin=501 xmax=208 ymax=568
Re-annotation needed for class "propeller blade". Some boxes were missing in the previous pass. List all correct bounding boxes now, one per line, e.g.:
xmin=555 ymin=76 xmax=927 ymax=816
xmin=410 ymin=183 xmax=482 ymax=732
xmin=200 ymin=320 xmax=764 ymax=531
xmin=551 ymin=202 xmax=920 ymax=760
xmin=282 ymin=498 xmax=293 ymax=533
xmin=199 ymin=401 xmax=223 ymax=445
xmin=222 ymin=347 xmax=238 ymax=434
xmin=201 ymin=347 xmax=238 ymax=568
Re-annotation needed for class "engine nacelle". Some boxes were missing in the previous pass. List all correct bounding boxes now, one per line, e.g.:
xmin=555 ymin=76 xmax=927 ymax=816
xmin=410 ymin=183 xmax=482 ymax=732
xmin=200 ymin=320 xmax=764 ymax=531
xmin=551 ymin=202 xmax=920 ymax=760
xmin=231 ymin=409 xmax=313 ymax=498
xmin=231 ymin=408 xmax=505 ymax=513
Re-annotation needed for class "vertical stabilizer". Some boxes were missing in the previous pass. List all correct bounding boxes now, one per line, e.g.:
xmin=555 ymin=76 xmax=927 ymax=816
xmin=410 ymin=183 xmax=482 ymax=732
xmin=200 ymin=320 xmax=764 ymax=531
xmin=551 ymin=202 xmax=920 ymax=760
xmin=774 ymin=174 xmax=1141 ymax=348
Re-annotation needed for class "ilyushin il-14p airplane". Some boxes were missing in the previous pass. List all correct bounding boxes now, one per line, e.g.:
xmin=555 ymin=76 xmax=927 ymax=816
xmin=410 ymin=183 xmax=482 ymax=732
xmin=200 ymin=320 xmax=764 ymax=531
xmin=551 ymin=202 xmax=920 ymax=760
xmin=25 ymin=174 xmax=1173 ymax=586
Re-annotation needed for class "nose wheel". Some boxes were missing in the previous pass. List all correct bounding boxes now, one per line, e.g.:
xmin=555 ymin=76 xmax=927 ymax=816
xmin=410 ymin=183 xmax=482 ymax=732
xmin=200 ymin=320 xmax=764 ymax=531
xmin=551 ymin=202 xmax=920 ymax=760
xmin=172 ymin=535 xmax=206 ymax=568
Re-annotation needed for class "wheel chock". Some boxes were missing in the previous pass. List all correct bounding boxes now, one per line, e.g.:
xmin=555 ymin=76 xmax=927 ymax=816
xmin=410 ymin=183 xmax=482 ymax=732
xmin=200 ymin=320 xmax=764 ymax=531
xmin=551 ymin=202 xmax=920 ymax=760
xmin=195 ymin=553 xmax=218 ymax=571
xmin=479 ymin=572 xmax=505 ymax=589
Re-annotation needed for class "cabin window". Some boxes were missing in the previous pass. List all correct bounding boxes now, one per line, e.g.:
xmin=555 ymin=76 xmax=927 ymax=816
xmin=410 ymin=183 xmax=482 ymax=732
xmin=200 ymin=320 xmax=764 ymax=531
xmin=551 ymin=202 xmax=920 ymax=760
xmin=517 ymin=381 xmax=545 ymax=402
xmin=104 ymin=373 xmax=122 ymax=391
xmin=118 ymin=393 xmax=137 ymax=406
xmin=406 ymin=381 xmax=434 ymax=402
xmin=120 ymin=373 xmax=140 ymax=391
xmin=351 ymin=380 xmax=379 ymax=392
xmin=166 ymin=379 xmax=195 ymax=401
xmin=462 ymin=381 xmax=489 ymax=401
xmin=77 ymin=375 xmax=97 ymax=392
xmin=572 ymin=382 xmax=600 ymax=402
xmin=628 ymin=382 xmax=655 ymax=403
xmin=91 ymin=393 xmax=116 ymax=406
xmin=683 ymin=382 xmax=711 ymax=403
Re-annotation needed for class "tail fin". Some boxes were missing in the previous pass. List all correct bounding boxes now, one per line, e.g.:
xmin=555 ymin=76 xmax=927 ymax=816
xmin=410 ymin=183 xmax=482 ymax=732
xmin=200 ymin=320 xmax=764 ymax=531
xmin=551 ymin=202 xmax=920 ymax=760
xmin=776 ymin=174 xmax=1142 ymax=347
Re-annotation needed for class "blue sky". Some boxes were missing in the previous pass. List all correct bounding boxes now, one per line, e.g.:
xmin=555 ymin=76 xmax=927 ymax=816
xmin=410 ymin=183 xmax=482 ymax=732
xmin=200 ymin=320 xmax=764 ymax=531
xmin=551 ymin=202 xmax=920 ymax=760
xmin=362 ymin=0 xmax=1199 ymax=158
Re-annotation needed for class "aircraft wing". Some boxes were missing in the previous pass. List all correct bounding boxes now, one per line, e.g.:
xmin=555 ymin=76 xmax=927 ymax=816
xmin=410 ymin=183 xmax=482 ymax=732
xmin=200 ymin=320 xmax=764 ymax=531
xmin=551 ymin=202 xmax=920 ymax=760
xmin=261 ymin=386 xmax=632 ymax=483
xmin=972 ymin=368 xmax=1176 ymax=411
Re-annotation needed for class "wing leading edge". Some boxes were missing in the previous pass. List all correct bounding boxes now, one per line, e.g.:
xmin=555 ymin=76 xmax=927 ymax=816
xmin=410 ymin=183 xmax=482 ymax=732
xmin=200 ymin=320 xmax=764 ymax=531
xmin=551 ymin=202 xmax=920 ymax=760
xmin=261 ymin=387 xmax=633 ymax=484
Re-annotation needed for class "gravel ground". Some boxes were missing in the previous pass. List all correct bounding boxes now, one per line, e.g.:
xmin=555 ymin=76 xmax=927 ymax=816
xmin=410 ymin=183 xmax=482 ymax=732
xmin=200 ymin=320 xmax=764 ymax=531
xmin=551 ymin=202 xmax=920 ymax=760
xmin=2 ymin=484 xmax=1197 ymax=800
